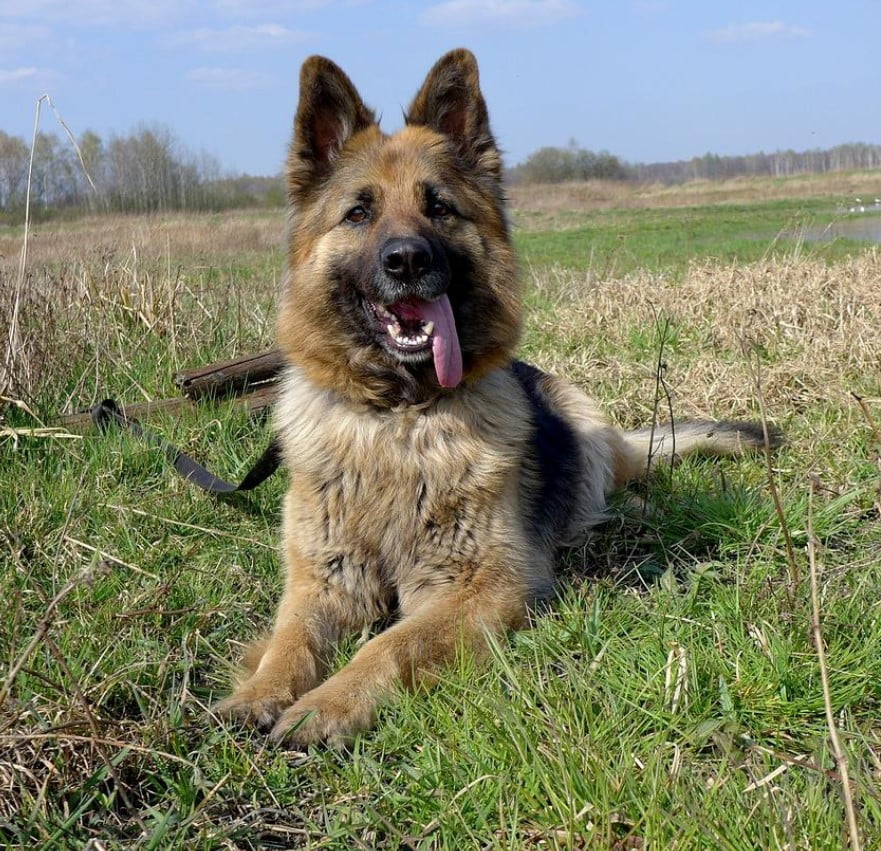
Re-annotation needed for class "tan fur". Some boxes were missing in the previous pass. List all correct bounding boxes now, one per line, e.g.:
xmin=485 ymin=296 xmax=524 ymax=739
xmin=214 ymin=50 xmax=779 ymax=746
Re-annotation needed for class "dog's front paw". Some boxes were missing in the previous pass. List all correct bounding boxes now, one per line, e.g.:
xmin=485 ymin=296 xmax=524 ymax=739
xmin=214 ymin=679 xmax=296 ymax=732
xmin=269 ymin=684 xmax=376 ymax=748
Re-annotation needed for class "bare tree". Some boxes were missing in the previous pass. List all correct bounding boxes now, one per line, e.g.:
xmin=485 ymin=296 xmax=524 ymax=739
xmin=0 ymin=131 xmax=29 ymax=212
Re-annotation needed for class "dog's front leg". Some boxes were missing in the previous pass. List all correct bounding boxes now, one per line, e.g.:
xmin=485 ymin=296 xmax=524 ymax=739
xmin=269 ymin=577 xmax=527 ymax=747
xmin=215 ymin=578 xmax=351 ymax=731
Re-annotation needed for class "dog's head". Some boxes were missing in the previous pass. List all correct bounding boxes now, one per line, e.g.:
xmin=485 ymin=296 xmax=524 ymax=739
xmin=277 ymin=49 xmax=522 ymax=406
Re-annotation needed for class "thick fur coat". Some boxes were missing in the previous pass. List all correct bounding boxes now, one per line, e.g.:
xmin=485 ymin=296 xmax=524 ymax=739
xmin=215 ymin=49 xmax=777 ymax=746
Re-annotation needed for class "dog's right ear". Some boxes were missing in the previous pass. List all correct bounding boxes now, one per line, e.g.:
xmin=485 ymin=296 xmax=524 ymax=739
xmin=287 ymin=56 xmax=376 ymax=198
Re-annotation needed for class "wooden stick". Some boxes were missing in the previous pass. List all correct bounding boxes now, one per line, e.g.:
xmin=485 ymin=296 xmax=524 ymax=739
xmin=173 ymin=348 xmax=286 ymax=400
xmin=58 ymin=384 xmax=278 ymax=431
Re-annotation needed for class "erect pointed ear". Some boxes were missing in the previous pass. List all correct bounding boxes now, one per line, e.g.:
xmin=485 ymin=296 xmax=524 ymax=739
xmin=287 ymin=56 xmax=376 ymax=197
xmin=406 ymin=49 xmax=500 ymax=176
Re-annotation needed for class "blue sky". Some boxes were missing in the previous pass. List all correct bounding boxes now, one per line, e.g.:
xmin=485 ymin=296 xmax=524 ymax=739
xmin=1 ymin=1 xmax=879 ymax=176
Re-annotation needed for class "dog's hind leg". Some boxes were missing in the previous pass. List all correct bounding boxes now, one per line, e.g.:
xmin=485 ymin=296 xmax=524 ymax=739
xmin=513 ymin=363 xmax=626 ymax=546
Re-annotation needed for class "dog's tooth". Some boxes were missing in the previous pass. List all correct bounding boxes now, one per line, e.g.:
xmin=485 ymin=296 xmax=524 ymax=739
xmin=423 ymin=321 xmax=435 ymax=335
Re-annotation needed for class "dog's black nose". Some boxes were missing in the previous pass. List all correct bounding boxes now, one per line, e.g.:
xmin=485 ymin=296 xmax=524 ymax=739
xmin=380 ymin=237 xmax=433 ymax=281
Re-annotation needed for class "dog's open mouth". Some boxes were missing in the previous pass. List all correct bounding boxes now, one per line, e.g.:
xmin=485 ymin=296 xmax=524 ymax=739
xmin=368 ymin=295 xmax=463 ymax=388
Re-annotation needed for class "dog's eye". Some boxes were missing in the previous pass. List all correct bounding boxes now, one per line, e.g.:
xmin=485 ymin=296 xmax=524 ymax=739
xmin=429 ymin=200 xmax=453 ymax=219
xmin=345 ymin=205 xmax=368 ymax=224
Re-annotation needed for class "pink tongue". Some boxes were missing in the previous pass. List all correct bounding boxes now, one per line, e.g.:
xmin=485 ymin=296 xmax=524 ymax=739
xmin=393 ymin=294 xmax=463 ymax=388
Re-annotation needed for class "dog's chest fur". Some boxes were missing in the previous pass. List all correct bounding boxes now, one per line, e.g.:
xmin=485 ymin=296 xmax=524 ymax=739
xmin=275 ymin=367 xmax=538 ymax=611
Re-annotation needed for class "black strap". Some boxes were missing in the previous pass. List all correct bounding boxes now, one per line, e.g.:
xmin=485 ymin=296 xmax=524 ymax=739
xmin=90 ymin=398 xmax=282 ymax=494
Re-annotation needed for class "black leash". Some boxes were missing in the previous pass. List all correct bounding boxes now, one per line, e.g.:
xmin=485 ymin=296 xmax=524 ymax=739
xmin=90 ymin=398 xmax=282 ymax=494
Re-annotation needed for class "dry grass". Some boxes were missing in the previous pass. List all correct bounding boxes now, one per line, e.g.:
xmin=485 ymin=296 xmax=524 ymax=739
xmin=0 ymin=211 xmax=283 ymax=406
xmin=524 ymin=251 xmax=881 ymax=428
xmin=508 ymin=170 xmax=881 ymax=216
xmin=0 ymin=210 xmax=284 ymax=269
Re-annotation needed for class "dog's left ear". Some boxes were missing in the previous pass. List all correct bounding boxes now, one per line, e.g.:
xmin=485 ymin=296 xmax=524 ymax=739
xmin=406 ymin=49 xmax=501 ymax=177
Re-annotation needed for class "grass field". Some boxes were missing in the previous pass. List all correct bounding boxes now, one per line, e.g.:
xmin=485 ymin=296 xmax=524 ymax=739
xmin=2 ymin=174 xmax=881 ymax=848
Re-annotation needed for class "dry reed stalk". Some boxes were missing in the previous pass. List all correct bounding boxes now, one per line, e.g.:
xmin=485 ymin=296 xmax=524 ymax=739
xmin=807 ymin=475 xmax=862 ymax=850
xmin=64 ymin=535 xmax=159 ymax=580
xmin=2 ymin=100 xmax=39 ymax=395
xmin=737 ymin=735 xmax=881 ymax=802
xmin=851 ymin=394 xmax=881 ymax=450
xmin=746 ymin=344 xmax=801 ymax=594
xmin=2 ymin=94 xmax=98 ymax=398
xmin=644 ymin=313 xmax=677 ymax=479
xmin=0 ymin=427 xmax=82 ymax=442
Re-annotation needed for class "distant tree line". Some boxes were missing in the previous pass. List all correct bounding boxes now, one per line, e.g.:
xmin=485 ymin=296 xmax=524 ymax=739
xmin=632 ymin=142 xmax=881 ymax=184
xmin=507 ymin=142 xmax=629 ymax=183
xmin=4 ymin=124 xmax=881 ymax=222
xmin=507 ymin=140 xmax=881 ymax=185
xmin=0 ymin=124 xmax=282 ymax=222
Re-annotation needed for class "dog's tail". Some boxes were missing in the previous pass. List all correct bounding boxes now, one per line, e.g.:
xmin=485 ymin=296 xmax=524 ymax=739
xmin=615 ymin=419 xmax=784 ymax=484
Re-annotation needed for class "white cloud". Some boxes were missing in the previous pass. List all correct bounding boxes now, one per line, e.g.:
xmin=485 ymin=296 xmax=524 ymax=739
xmin=186 ymin=66 xmax=273 ymax=91
xmin=167 ymin=23 xmax=312 ymax=52
xmin=421 ymin=0 xmax=580 ymax=28
xmin=0 ymin=66 xmax=39 ymax=85
xmin=705 ymin=21 xmax=811 ymax=43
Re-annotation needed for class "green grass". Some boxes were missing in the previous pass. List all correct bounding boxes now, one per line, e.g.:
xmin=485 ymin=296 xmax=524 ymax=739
xmin=2 ymin=190 xmax=881 ymax=848
xmin=514 ymin=197 xmax=867 ymax=277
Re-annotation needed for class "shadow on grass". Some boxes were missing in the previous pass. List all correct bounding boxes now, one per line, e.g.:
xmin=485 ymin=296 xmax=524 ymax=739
xmin=558 ymin=456 xmax=776 ymax=590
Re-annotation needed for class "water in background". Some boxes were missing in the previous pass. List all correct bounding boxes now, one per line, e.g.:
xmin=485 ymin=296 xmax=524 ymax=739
xmin=800 ymin=200 xmax=881 ymax=243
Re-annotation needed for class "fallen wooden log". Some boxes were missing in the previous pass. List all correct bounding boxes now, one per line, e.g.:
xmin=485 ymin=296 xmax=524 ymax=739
xmin=59 ymin=384 xmax=278 ymax=431
xmin=174 ymin=348 xmax=286 ymax=400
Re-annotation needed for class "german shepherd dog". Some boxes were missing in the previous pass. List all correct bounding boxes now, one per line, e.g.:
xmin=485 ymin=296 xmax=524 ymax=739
xmin=216 ymin=49 xmax=778 ymax=746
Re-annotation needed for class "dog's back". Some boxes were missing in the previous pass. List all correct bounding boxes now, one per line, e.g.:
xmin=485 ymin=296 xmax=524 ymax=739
xmin=512 ymin=361 xmax=784 ymax=551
